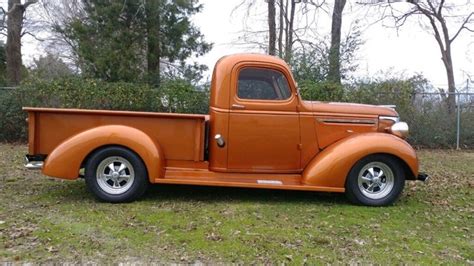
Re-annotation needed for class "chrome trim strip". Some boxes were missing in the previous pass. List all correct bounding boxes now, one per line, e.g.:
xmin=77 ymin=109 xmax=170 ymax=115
xmin=378 ymin=105 xmax=396 ymax=109
xmin=379 ymin=116 xmax=400 ymax=123
xmin=257 ymin=180 xmax=283 ymax=185
xmin=317 ymin=118 xmax=377 ymax=125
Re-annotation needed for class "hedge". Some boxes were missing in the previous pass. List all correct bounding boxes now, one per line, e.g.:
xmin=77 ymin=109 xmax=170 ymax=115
xmin=0 ymin=78 xmax=209 ymax=142
xmin=0 ymin=77 xmax=472 ymax=148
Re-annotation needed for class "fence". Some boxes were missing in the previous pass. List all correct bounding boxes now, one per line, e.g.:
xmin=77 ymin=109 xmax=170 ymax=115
xmin=1 ymin=85 xmax=473 ymax=149
xmin=366 ymin=91 xmax=474 ymax=149
xmin=417 ymin=92 xmax=473 ymax=150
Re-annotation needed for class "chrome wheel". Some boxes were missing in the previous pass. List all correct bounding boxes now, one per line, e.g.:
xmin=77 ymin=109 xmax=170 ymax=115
xmin=96 ymin=156 xmax=135 ymax=195
xmin=357 ymin=161 xmax=394 ymax=200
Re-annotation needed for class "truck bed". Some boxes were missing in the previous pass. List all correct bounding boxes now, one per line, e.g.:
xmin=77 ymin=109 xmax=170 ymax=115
xmin=24 ymin=107 xmax=208 ymax=162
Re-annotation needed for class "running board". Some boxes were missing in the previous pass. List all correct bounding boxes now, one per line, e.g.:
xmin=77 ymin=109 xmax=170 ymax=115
xmin=155 ymin=168 xmax=345 ymax=193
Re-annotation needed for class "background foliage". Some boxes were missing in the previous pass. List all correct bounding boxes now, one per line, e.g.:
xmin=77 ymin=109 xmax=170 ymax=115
xmin=0 ymin=77 xmax=209 ymax=142
xmin=60 ymin=0 xmax=211 ymax=85
xmin=1 ymin=73 xmax=472 ymax=148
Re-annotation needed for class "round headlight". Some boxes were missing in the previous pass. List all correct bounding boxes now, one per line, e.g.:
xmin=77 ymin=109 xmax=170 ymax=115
xmin=390 ymin=122 xmax=409 ymax=138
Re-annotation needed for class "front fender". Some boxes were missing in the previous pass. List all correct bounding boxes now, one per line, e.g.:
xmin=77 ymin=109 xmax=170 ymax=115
xmin=302 ymin=133 xmax=418 ymax=189
xmin=42 ymin=125 xmax=165 ymax=182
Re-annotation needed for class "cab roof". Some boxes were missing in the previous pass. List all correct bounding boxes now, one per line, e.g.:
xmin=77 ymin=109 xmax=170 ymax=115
xmin=210 ymin=53 xmax=293 ymax=109
xmin=214 ymin=53 xmax=290 ymax=70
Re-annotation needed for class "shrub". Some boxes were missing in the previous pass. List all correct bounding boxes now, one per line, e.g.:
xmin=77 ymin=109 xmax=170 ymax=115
xmin=158 ymin=79 xmax=209 ymax=114
xmin=343 ymin=75 xmax=473 ymax=148
xmin=0 ymin=89 xmax=29 ymax=142
xmin=297 ymin=74 xmax=473 ymax=148
xmin=298 ymin=80 xmax=344 ymax=101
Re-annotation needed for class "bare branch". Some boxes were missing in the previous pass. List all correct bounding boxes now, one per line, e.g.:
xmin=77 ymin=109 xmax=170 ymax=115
xmin=23 ymin=0 xmax=39 ymax=9
xmin=21 ymin=31 xmax=46 ymax=41
xmin=3 ymin=0 xmax=38 ymax=15
xmin=449 ymin=12 xmax=474 ymax=43
xmin=438 ymin=0 xmax=445 ymax=16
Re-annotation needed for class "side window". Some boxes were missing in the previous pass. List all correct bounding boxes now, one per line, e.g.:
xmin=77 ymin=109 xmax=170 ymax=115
xmin=238 ymin=67 xmax=292 ymax=100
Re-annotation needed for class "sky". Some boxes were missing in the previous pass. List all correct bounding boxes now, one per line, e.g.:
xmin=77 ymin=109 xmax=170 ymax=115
xmin=5 ymin=0 xmax=474 ymax=89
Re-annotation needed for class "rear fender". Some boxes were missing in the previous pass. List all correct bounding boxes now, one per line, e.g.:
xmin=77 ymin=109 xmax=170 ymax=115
xmin=302 ymin=133 xmax=418 ymax=189
xmin=42 ymin=125 xmax=165 ymax=182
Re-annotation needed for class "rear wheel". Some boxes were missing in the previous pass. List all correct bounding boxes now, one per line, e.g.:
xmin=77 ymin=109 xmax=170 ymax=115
xmin=85 ymin=146 xmax=148 ymax=203
xmin=345 ymin=155 xmax=405 ymax=206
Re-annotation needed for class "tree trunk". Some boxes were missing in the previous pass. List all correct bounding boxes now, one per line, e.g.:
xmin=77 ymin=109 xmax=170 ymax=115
xmin=328 ymin=0 xmax=346 ymax=84
xmin=442 ymin=43 xmax=456 ymax=113
xmin=438 ymin=16 xmax=456 ymax=114
xmin=146 ymin=0 xmax=161 ymax=86
xmin=284 ymin=0 xmax=295 ymax=62
xmin=278 ymin=0 xmax=284 ymax=58
xmin=267 ymin=0 xmax=276 ymax=55
xmin=6 ymin=0 xmax=24 ymax=86
xmin=405 ymin=0 xmax=464 ymax=114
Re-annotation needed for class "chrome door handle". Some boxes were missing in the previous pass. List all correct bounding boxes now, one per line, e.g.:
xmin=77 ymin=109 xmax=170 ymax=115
xmin=232 ymin=104 xmax=245 ymax=110
xmin=214 ymin=134 xmax=225 ymax=147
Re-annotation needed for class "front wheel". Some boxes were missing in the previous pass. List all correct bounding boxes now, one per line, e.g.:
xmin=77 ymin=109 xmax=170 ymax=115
xmin=85 ymin=146 xmax=149 ymax=203
xmin=345 ymin=155 xmax=405 ymax=206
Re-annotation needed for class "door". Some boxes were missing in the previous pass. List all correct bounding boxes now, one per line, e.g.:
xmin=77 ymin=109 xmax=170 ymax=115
xmin=227 ymin=66 xmax=301 ymax=172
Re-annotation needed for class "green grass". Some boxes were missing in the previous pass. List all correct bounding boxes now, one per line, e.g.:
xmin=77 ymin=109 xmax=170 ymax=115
xmin=0 ymin=144 xmax=473 ymax=264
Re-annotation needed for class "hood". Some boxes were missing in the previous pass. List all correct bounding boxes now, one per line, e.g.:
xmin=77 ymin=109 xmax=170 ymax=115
xmin=302 ymin=101 xmax=399 ymax=117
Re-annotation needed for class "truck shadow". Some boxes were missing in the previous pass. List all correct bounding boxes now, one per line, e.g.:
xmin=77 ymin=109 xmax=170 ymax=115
xmin=142 ymin=184 xmax=348 ymax=205
xmin=39 ymin=179 xmax=348 ymax=205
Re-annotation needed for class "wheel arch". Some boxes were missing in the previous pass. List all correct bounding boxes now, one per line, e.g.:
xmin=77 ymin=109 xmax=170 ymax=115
xmin=343 ymin=153 xmax=416 ymax=187
xmin=382 ymin=153 xmax=417 ymax=181
xmin=302 ymin=133 xmax=419 ymax=189
xmin=42 ymin=125 xmax=165 ymax=182
xmin=81 ymin=144 xmax=148 ymax=174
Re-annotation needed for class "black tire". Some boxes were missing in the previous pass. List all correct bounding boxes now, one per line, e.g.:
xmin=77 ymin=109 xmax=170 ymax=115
xmin=345 ymin=154 xmax=405 ymax=206
xmin=85 ymin=146 xmax=149 ymax=203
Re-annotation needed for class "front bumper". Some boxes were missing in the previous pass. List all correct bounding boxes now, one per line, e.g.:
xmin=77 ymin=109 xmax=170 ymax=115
xmin=417 ymin=172 xmax=429 ymax=182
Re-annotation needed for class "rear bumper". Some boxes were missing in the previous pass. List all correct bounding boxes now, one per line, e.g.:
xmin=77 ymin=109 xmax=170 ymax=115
xmin=417 ymin=172 xmax=429 ymax=182
xmin=24 ymin=154 xmax=46 ymax=170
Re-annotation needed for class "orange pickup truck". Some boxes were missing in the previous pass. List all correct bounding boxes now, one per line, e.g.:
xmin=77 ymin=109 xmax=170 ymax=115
xmin=24 ymin=54 xmax=428 ymax=206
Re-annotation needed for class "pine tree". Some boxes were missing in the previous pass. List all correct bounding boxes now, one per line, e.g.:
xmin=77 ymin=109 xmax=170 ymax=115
xmin=63 ymin=0 xmax=211 ymax=84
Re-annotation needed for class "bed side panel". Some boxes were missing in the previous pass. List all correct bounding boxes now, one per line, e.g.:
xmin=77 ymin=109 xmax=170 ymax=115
xmin=30 ymin=110 xmax=205 ymax=162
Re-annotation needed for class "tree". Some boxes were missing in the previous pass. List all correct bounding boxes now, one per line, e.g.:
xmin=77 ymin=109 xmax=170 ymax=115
xmin=142 ymin=0 xmax=212 ymax=85
xmin=328 ymin=0 xmax=347 ymax=84
xmin=278 ymin=0 xmax=284 ymax=57
xmin=283 ymin=0 xmax=297 ymax=62
xmin=0 ymin=41 xmax=7 ymax=86
xmin=234 ymin=0 xmax=325 ymax=62
xmin=1 ymin=0 xmax=38 ymax=85
xmin=64 ymin=1 xmax=146 ymax=82
xmin=38 ymin=0 xmax=83 ymax=68
xmin=56 ymin=0 xmax=211 ymax=85
xmin=359 ymin=0 xmax=474 ymax=113
xmin=292 ymin=26 xmax=362 ymax=98
xmin=267 ymin=0 xmax=276 ymax=55
xmin=145 ymin=0 xmax=161 ymax=85
xmin=30 ymin=53 xmax=74 ymax=80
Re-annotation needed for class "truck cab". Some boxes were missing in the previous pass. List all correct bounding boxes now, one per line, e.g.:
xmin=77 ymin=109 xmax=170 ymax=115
xmin=24 ymin=54 xmax=428 ymax=206
xmin=209 ymin=55 xmax=303 ymax=172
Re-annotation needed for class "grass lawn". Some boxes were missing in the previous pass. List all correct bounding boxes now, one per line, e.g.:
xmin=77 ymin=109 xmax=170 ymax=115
xmin=0 ymin=144 xmax=472 ymax=264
